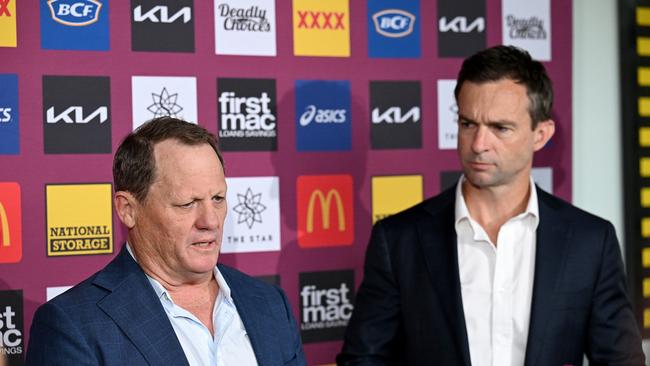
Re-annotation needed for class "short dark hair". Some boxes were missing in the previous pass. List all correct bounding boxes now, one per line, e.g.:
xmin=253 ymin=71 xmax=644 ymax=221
xmin=113 ymin=117 xmax=224 ymax=202
xmin=454 ymin=45 xmax=553 ymax=129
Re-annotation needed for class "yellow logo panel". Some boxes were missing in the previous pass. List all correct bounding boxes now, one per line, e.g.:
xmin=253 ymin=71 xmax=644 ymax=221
xmin=372 ymin=175 xmax=423 ymax=224
xmin=0 ymin=0 xmax=17 ymax=47
xmin=293 ymin=0 xmax=350 ymax=57
xmin=46 ymin=184 xmax=113 ymax=256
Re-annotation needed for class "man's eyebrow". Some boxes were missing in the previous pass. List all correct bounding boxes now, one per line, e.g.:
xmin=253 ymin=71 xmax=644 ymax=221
xmin=457 ymin=114 xmax=476 ymax=123
xmin=458 ymin=114 xmax=517 ymax=127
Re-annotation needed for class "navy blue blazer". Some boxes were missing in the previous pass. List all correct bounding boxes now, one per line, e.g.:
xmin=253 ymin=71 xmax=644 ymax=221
xmin=338 ymin=187 xmax=644 ymax=366
xmin=26 ymin=246 xmax=306 ymax=366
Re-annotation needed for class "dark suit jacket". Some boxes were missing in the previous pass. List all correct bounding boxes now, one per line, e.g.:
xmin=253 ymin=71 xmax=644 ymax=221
xmin=338 ymin=187 xmax=644 ymax=366
xmin=26 ymin=246 xmax=306 ymax=366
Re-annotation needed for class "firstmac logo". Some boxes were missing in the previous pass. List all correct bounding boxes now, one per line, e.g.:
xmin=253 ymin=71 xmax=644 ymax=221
xmin=0 ymin=182 xmax=21 ymax=264
xmin=297 ymin=175 xmax=353 ymax=248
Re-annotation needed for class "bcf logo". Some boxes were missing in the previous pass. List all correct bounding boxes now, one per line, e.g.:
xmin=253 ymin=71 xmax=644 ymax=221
xmin=48 ymin=0 xmax=102 ymax=26
xmin=297 ymin=175 xmax=354 ymax=248
xmin=372 ymin=9 xmax=415 ymax=38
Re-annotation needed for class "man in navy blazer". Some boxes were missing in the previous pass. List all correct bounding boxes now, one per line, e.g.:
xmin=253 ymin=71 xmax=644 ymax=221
xmin=26 ymin=117 xmax=306 ymax=365
xmin=338 ymin=46 xmax=645 ymax=365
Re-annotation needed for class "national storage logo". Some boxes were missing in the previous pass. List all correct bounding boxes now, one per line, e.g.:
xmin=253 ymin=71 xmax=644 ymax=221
xmin=0 ymin=0 xmax=16 ymax=47
xmin=0 ymin=74 xmax=19 ymax=154
xmin=40 ymin=0 xmax=109 ymax=50
xmin=370 ymin=81 xmax=421 ymax=149
xmin=293 ymin=0 xmax=349 ymax=57
xmin=0 ymin=182 xmax=21 ymax=264
xmin=299 ymin=270 xmax=354 ymax=343
xmin=0 ymin=290 xmax=23 ymax=364
xmin=217 ymin=78 xmax=277 ymax=151
xmin=297 ymin=175 xmax=353 ymax=248
xmin=42 ymin=75 xmax=112 ymax=154
xmin=46 ymin=183 xmax=113 ymax=256
xmin=295 ymin=80 xmax=351 ymax=151
xmin=372 ymin=175 xmax=423 ymax=223
xmin=437 ymin=0 xmax=486 ymax=57
xmin=131 ymin=0 xmax=194 ymax=52
xmin=367 ymin=0 xmax=420 ymax=58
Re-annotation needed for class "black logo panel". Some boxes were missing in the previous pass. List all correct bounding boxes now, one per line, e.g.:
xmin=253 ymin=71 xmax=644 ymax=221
xmin=42 ymin=76 xmax=111 ymax=154
xmin=217 ymin=78 xmax=277 ymax=151
xmin=370 ymin=81 xmax=421 ymax=149
xmin=438 ymin=0 xmax=486 ymax=57
xmin=131 ymin=0 xmax=195 ymax=52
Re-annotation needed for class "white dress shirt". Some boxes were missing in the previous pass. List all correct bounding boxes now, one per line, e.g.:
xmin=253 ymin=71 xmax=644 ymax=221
xmin=127 ymin=245 xmax=258 ymax=366
xmin=454 ymin=177 xmax=539 ymax=366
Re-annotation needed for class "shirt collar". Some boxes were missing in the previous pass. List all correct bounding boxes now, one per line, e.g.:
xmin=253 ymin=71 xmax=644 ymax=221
xmin=454 ymin=175 xmax=540 ymax=228
xmin=125 ymin=243 xmax=233 ymax=304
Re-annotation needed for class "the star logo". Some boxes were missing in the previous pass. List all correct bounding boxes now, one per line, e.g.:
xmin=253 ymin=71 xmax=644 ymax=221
xmin=147 ymin=87 xmax=183 ymax=118
xmin=232 ymin=188 xmax=266 ymax=229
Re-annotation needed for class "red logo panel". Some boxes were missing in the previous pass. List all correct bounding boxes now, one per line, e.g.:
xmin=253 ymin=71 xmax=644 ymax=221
xmin=0 ymin=182 xmax=21 ymax=263
xmin=297 ymin=175 xmax=353 ymax=248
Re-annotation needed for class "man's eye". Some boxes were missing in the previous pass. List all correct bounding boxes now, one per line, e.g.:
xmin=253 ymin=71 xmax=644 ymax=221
xmin=180 ymin=201 xmax=195 ymax=208
xmin=213 ymin=196 xmax=225 ymax=203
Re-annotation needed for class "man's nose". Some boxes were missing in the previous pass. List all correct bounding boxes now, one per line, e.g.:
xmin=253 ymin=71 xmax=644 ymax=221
xmin=195 ymin=202 xmax=222 ymax=230
xmin=471 ymin=126 xmax=490 ymax=154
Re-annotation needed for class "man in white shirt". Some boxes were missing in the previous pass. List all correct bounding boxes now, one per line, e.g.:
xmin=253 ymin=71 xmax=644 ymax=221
xmin=27 ymin=117 xmax=306 ymax=366
xmin=338 ymin=45 xmax=644 ymax=366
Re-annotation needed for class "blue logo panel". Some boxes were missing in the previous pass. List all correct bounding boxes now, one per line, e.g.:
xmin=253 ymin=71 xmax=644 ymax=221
xmin=295 ymin=80 xmax=351 ymax=152
xmin=367 ymin=0 xmax=420 ymax=58
xmin=0 ymin=74 xmax=19 ymax=155
xmin=40 ymin=0 xmax=110 ymax=50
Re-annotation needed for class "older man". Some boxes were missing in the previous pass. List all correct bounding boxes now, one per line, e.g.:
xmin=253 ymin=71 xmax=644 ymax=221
xmin=27 ymin=117 xmax=305 ymax=366
xmin=338 ymin=46 xmax=644 ymax=365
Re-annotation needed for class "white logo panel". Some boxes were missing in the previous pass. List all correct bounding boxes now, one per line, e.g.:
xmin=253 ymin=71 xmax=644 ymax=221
xmin=437 ymin=79 xmax=458 ymax=150
xmin=532 ymin=167 xmax=553 ymax=193
xmin=222 ymin=176 xmax=281 ymax=253
xmin=46 ymin=286 xmax=73 ymax=301
xmin=214 ymin=0 xmax=276 ymax=56
xmin=502 ymin=0 xmax=551 ymax=61
xmin=131 ymin=76 xmax=198 ymax=130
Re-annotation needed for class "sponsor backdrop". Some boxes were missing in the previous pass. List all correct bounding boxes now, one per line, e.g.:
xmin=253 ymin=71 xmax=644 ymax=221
xmin=0 ymin=0 xmax=571 ymax=364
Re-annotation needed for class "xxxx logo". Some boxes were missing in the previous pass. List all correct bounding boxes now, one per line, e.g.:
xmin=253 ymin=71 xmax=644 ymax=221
xmin=0 ymin=0 xmax=10 ymax=17
xmin=297 ymin=11 xmax=345 ymax=29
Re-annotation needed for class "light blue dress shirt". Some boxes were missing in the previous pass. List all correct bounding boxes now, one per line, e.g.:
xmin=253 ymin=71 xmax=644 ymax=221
xmin=127 ymin=245 xmax=258 ymax=365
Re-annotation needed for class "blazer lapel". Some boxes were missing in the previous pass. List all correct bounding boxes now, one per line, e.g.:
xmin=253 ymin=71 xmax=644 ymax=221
xmin=93 ymin=247 xmax=189 ymax=366
xmin=417 ymin=190 xmax=472 ymax=366
xmin=524 ymin=188 xmax=570 ymax=366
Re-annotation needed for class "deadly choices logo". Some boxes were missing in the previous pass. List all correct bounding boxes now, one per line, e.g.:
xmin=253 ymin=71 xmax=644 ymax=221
xmin=40 ymin=0 xmax=109 ymax=50
xmin=295 ymin=80 xmax=351 ymax=152
xmin=367 ymin=0 xmax=420 ymax=58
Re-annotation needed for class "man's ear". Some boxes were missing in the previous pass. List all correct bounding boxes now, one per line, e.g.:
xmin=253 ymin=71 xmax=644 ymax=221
xmin=533 ymin=119 xmax=555 ymax=152
xmin=115 ymin=191 xmax=138 ymax=229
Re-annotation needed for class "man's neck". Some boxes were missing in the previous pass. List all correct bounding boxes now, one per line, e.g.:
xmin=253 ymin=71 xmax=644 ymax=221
xmin=462 ymin=176 xmax=531 ymax=245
